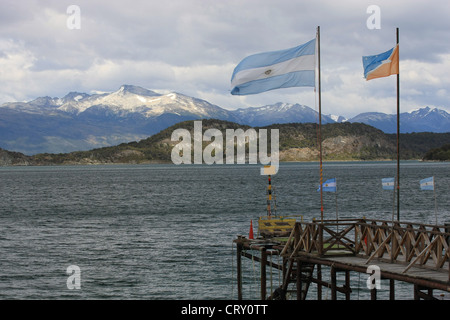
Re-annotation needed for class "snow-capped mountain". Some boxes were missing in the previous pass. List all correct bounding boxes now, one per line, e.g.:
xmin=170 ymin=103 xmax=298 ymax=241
xmin=3 ymin=84 xmax=231 ymax=119
xmin=348 ymin=107 xmax=450 ymax=133
xmin=230 ymin=102 xmax=335 ymax=126
xmin=327 ymin=114 xmax=347 ymax=123
xmin=58 ymin=85 xmax=229 ymax=118
xmin=0 ymin=85 xmax=238 ymax=155
xmin=0 ymin=84 xmax=448 ymax=155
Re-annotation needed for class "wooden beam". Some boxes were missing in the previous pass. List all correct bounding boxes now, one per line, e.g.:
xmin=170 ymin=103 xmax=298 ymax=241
xmin=236 ymin=243 xmax=242 ymax=300
xmin=261 ymin=248 xmax=267 ymax=300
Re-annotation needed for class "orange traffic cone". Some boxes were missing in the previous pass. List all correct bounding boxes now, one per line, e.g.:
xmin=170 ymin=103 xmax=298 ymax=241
xmin=249 ymin=220 xmax=254 ymax=240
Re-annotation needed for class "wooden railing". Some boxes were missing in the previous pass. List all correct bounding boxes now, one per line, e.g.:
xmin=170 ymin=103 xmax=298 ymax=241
xmin=281 ymin=219 xmax=450 ymax=274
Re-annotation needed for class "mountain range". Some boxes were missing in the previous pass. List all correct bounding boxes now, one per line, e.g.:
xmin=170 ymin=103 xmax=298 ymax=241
xmin=349 ymin=107 xmax=450 ymax=134
xmin=0 ymin=84 xmax=448 ymax=155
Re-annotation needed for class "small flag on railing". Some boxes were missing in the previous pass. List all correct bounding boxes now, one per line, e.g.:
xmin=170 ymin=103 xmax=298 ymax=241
xmin=420 ymin=176 xmax=434 ymax=191
xmin=381 ymin=177 xmax=395 ymax=190
xmin=317 ymin=178 xmax=337 ymax=192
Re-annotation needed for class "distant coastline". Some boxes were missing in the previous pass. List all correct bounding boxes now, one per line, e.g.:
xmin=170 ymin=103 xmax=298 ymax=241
xmin=1 ymin=120 xmax=449 ymax=166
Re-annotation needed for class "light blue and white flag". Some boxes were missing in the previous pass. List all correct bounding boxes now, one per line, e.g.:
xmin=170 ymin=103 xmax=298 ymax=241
xmin=420 ymin=176 xmax=434 ymax=191
xmin=318 ymin=178 xmax=337 ymax=193
xmin=231 ymin=39 xmax=316 ymax=95
xmin=381 ymin=177 xmax=395 ymax=190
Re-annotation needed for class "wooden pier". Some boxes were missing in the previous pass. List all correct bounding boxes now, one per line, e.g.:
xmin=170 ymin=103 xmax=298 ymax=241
xmin=234 ymin=218 xmax=450 ymax=300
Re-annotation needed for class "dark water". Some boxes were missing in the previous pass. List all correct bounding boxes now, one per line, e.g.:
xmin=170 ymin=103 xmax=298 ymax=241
xmin=0 ymin=161 xmax=448 ymax=299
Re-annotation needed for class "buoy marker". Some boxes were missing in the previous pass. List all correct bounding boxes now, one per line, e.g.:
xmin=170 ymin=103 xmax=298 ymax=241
xmin=249 ymin=220 xmax=254 ymax=239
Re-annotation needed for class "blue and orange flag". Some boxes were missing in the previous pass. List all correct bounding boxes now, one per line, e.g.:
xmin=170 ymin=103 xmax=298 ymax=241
xmin=362 ymin=44 xmax=399 ymax=80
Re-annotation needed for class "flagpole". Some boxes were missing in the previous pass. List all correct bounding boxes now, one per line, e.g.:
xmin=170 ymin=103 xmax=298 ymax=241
xmin=335 ymin=177 xmax=338 ymax=243
xmin=391 ymin=177 xmax=396 ymax=223
xmin=433 ymin=176 xmax=437 ymax=225
xmin=317 ymin=26 xmax=324 ymax=223
xmin=396 ymin=27 xmax=400 ymax=221
xmin=335 ymin=177 xmax=338 ymax=222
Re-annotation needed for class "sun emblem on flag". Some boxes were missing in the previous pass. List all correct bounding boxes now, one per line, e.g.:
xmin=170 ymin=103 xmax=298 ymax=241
xmin=264 ymin=69 xmax=272 ymax=75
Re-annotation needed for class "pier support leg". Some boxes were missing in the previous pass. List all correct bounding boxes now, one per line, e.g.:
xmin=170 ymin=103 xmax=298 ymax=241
xmin=414 ymin=285 xmax=437 ymax=300
xmin=317 ymin=264 xmax=322 ymax=300
xmin=296 ymin=259 xmax=302 ymax=300
xmin=261 ymin=248 xmax=267 ymax=300
xmin=371 ymin=286 xmax=377 ymax=300
xmin=331 ymin=265 xmax=337 ymax=300
xmin=390 ymin=279 xmax=395 ymax=300
xmin=236 ymin=244 xmax=242 ymax=300
xmin=344 ymin=270 xmax=350 ymax=300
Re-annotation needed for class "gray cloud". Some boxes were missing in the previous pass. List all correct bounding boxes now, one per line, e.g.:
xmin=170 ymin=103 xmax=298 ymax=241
xmin=0 ymin=0 xmax=449 ymax=117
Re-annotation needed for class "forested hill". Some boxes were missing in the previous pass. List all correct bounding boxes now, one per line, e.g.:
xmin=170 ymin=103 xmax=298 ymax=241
xmin=1 ymin=119 xmax=449 ymax=165
xmin=422 ymin=144 xmax=450 ymax=161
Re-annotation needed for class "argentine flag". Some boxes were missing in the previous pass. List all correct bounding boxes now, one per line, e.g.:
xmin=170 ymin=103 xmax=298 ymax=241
xmin=362 ymin=44 xmax=399 ymax=81
xmin=420 ymin=177 xmax=434 ymax=191
xmin=318 ymin=178 xmax=337 ymax=193
xmin=381 ymin=177 xmax=395 ymax=190
xmin=231 ymin=39 xmax=316 ymax=95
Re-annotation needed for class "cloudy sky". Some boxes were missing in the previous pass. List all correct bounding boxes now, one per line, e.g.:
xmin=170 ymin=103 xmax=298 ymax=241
xmin=0 ymin=0 xmax=449 ymax=118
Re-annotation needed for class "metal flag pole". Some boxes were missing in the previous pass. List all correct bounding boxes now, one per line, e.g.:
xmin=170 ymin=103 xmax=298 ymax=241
xmin=396 ymin=27 xmax=400 ymax=221
xmin=391 ymin=176 xmax=397 ymax=224
xmin=317 ymin=26 xmax=324 ymax=223
xmin=335 ymin=178 xmax=338 ymax=222
xmin=267 ymin=174 xmax=272 ymax=219
xmin=433 ymin=176 xmax=437 ymax=225
xmin=335 ymin=178 xmax=339 ymax=243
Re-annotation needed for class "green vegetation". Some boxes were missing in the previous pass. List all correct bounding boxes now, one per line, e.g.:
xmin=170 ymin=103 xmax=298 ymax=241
xmin=422 ymin=144 xmax=450 ymax=161
xmin=1 ymin=119 xmax=449 ymax=165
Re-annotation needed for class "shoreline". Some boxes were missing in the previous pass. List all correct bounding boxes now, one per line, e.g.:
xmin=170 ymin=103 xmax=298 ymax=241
xmin=1 ymin=158 xmax=445 ymax=168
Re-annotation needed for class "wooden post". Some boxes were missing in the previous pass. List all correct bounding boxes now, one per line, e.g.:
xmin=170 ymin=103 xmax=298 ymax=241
xmin=331 ymin=265 xmax=337 ymax=300
xmin=390 ymin=279 xmax=395 ymax=300
xmin=428 ymin=288 xmax=433 ymax=299
xmin=319 ymin=223 xmax=324 ymax=256
xmin=317 ymin=264 xmax=322 ymax=300
xmin=391 ymin=229 xmax=397 ymax=263
xmin=344 ymin=270 xmax=350 ymax=300
xmin=296 ymin=260 xmax=302 ymax=300
xmin=261 ymin=248 xmax=267 ymax=300
xmin=236 ymin=243 xmax=242 ymax=300
xmin=444 ymin=223 xmax=450 ymax=247
xmin=448 ymin=255 xmax=450 ymax=283
xmin=414 ymin=284 xmax=419 ymax=300
xmin=446 ymin=230 xmax=450 ymax=282
xmin=282 ymin=258 xmax=295 ymax=292
xmin=371 ymin=285 xmax=377 ymax=300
